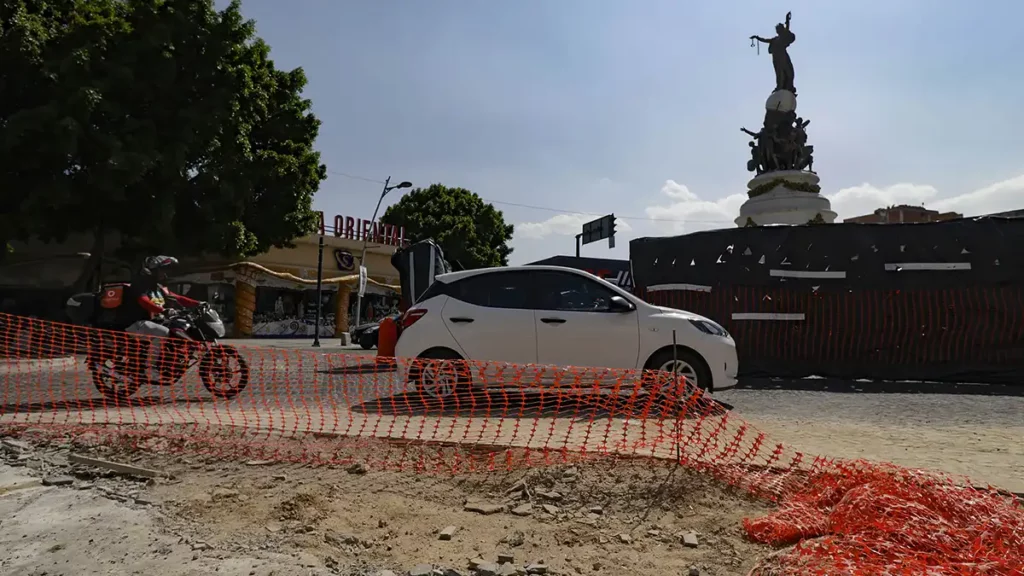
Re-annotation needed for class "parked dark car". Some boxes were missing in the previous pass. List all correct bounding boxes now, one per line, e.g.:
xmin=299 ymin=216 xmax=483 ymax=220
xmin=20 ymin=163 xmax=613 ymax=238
xmin=351 ymin=314 xmax=400 ymax=349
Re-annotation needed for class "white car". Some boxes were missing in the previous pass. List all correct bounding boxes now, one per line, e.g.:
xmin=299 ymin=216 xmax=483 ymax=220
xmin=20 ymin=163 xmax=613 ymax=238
xmin=395 ymin=265 xmax=738 ymax=397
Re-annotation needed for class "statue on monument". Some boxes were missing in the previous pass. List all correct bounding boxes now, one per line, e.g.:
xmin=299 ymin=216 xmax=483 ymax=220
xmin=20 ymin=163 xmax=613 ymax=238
xmin=750 ymin=11 xmax=796 ymax=94
xmin=742 ymin=11 xmax=814 ymax=175
xmin=735 ymin=12 xmax=834 ymax=226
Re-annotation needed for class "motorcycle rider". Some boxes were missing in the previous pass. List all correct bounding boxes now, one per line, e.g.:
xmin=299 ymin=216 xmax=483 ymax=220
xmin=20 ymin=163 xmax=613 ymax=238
xmin=122 ymin=256 xmax=201 ymax=381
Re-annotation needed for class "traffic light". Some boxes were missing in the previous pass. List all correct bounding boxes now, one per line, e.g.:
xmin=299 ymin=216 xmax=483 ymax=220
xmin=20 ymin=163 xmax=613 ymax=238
xmin=608 ymin=214 xmax=616 ymax=249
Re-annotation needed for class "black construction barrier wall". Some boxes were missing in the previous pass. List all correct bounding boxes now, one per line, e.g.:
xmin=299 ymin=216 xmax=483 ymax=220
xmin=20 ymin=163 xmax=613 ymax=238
xmin=629 ymin=218 xmax=1024 ymax=385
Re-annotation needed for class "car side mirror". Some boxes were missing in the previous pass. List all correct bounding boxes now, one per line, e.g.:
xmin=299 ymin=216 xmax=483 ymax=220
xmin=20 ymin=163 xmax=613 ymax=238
xmin=609 ymin=296 xmax=635 ymax=312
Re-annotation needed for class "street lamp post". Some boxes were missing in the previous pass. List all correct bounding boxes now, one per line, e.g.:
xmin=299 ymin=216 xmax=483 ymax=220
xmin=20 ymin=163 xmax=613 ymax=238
xmin=352 ymin=176 xmax=412 ymax=342
xmin=312 ymin=234 xmax=325 ymax=348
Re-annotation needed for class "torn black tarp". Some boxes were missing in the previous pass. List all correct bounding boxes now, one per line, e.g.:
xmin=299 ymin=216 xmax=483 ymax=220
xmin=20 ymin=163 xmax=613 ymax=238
xmin=629 ymin=218 xmax=1024 ymax=385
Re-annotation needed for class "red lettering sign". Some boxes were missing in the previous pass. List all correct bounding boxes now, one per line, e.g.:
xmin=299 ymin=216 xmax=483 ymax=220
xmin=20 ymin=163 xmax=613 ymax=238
xmin=315 ymin=212 xmax=406 ymax=246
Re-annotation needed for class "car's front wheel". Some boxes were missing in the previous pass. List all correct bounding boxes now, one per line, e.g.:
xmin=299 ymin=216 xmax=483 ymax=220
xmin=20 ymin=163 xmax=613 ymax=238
xmin=645 ymin=346 xmax=713 ymax=392
xmin=411 ymin=348 xmax=472 ymax=399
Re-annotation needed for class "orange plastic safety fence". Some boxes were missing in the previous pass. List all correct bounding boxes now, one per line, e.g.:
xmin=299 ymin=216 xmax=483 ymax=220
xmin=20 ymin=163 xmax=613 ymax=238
xmin=1 ymin=312 xmax=1021 ymax=576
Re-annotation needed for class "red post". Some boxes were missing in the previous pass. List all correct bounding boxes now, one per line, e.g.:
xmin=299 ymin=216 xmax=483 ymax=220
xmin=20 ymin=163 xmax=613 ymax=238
xmin=377 ymin=317 xmax=397 ymax=359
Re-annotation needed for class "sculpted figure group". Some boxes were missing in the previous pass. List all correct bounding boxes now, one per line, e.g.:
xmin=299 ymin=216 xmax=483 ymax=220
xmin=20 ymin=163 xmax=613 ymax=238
xmin=742 ymin=113 xmax=814 ymax=174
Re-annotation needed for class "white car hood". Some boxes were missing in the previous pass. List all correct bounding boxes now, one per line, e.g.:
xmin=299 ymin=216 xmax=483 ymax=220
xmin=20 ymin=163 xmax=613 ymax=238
xmin=651 ymin=305 xmax=713 ymax=323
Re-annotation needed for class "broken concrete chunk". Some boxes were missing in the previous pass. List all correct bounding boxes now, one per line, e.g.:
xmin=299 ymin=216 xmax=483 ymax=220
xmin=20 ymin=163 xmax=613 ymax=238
xmin=496 ymin=564 xmax=517 ymax=576
xmin=324 ymin=531 xmax=360 ymax=546
xmin=536 ymin=491 xmax=562 ymax=502
xmin=409 ymin=564 xmax=434 ymax=576
xmin=501 ymin=530 xmax=525 ymax=548
xmin=468 ymin=558 xmax=487 ymax=569
xmin=0 ymin=478 xmax=42 ymax=495
xmin=1 ymin=438 xmax=31 ymax=453
xmin=504 ymin=481 xmax=527 ymax=495
xmin=438 ymin=525 xmax=459 ymax=541
xmin=463 ymin=502 xmax=504 ymax=515
xmin=67 ymin=453 xmax=167 ymax=478
xmin=346 ymin=462 xmax=368 ymax=474
xmin=510 ymin=503 xmax=533 ymax=516
xmin=688 ymin=566 xmax=700 ymax=576
xmin=211 ymin=488 xmax=239 ymax=501
xmin=541 ymin=504 xmax=560 ymax=515
xmin=526 ymin=563 xmax=548 ymax=575
xmin=42 ymin=475 xmax=74 ymax=487
xmin=682 ymin=532 xmax=699 ymax=548
xmin=588 ymin=505 xmax=604 ymax=515
xmin=475 ymin=563 xmax=500 ymax=576
xmin=497 ymin=552 xmax=514 ymax=564
xmin=617 ymin=533 xmax=633 ymax=544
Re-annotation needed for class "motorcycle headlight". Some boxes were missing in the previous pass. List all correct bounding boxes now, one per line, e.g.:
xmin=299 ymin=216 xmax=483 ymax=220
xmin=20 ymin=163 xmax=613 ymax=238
xmin=209 ymin=319 xmax=226 ymax=338
xmin=689 ymin=318 xmax=729 ymax=337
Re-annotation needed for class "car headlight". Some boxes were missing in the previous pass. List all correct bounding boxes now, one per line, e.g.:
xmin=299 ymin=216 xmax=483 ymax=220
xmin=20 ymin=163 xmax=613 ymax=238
xmin=689 ymin=319 xmax=729 ymax=337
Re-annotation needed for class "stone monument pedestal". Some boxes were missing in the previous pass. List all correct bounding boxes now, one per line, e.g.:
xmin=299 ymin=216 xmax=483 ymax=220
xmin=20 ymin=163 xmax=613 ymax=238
xmin=735 ymin=170 xmax=837 ymax=226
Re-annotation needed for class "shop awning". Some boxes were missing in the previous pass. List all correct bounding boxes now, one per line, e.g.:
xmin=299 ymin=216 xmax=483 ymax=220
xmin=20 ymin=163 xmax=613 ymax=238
xmin=230 ymin=261 xmax=401 ymax=293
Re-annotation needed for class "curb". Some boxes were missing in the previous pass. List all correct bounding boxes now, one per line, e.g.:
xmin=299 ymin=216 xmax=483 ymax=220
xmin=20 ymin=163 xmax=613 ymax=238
xmin=0 ymin=356 xmax=78 ymax=374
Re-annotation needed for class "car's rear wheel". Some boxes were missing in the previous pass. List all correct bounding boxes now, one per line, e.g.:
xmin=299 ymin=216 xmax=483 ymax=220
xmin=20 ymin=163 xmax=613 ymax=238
xmin=412 ymin=348 xmax=472 ymax=399
xmin=645 ymin=346 xmax=713 ymax=392
xmin=359 ymin=332 xmax=376 ymax=350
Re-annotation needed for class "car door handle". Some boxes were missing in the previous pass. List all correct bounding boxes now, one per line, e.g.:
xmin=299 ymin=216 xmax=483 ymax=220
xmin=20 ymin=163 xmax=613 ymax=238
xmin=540 ymin=317 xmax=566 ymax=324
xmin=449 ymin=317 xmax=474 ymax=323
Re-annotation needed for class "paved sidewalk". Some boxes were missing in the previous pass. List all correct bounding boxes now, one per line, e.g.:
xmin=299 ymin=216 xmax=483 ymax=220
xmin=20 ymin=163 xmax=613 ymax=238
xmin=227 ymin=338 xmax=369 ymax=352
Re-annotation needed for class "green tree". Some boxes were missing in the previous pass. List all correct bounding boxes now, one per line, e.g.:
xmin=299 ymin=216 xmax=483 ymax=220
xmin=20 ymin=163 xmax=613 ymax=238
xmin=381 ymin=184 xmax=514 ymax=269
xmin=0 ymin=0 xmax=326 ymax=283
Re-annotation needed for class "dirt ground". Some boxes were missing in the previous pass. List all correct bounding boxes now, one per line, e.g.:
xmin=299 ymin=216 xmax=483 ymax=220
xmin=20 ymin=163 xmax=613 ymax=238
xmin=0 ymin=434 xmax=773 ymax=576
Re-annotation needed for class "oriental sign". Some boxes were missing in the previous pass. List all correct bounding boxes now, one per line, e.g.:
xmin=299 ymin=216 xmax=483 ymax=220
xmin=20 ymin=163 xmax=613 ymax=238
xmin=317 ymin=212 xmax=406 ymax=247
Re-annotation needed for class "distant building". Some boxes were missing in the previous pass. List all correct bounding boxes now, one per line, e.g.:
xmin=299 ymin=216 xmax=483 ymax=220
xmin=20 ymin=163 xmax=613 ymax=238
xmin=844 ymin=205 xmax=962 ymax=224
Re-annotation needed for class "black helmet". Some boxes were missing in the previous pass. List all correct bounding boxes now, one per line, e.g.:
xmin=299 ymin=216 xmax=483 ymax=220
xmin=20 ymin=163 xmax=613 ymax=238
xmin=141 ymin=255 xmax=179 ymax=282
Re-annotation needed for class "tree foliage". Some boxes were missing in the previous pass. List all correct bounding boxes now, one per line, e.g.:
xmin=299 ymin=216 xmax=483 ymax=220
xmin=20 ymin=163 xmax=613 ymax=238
xmin=381 ymin=184 xmax=514 ymax=270
xmin=0 ymin=0 xmax=326 ymax=266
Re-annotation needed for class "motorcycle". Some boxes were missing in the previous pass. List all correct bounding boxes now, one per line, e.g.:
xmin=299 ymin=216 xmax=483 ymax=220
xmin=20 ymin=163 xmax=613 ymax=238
xmin=66 ymin=286 xmax=251 ymax=401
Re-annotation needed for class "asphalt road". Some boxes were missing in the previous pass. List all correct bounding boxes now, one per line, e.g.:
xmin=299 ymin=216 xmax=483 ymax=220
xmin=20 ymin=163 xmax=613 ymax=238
xmin=0 ymin=347 xmax=397 ymax=413
xmin=2 ymin=348 xmax=1022 ymax=493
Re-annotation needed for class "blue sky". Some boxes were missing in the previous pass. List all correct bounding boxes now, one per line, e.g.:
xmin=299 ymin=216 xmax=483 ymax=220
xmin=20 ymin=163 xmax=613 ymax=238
xmin=232 ymin=0 xmax=1024 ymax=264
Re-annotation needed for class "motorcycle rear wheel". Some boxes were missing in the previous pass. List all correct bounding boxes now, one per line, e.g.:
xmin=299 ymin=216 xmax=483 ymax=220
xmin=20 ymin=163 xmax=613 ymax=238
xmin=199 ymin=345 xmax=250 ymax=399
xmin=88 ymin=357 xmax=143 ymax=401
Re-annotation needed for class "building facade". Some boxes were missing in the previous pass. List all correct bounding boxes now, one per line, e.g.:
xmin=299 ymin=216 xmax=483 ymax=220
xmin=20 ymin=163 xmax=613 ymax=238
xmin=844 ymin=205 xmax=963 ymax=224
xmin=0 ymin=211 xmax=404 ymax=339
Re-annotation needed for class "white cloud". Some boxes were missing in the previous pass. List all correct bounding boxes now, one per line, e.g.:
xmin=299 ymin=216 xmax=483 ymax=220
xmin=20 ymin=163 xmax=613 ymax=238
xmin=827 ymin=175 xmax=1024 ymax=219
xmin=644 ymin=180 xmax=745 ymax=235
xmin=516 ymin=213 xmax=633 ymax=240
xmin=642 ymin=174 xmax=1024 ymax=234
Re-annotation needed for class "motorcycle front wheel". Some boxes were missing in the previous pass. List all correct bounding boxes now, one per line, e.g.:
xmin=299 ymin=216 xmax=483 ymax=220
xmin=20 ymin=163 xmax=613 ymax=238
xmin=87 ymin=356 xmax=143 ymax=401
xmin=199 ymin=345 xmax=250 ymax=399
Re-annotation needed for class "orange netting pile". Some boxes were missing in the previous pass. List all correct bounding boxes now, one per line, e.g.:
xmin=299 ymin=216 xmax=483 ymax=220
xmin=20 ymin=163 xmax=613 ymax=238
xmin=1 ymin=312 xmax=1021 ymax=575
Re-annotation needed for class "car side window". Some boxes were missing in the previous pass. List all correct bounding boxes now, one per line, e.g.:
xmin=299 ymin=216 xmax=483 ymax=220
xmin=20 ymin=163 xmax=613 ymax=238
xmin=534 ymin=271 xmax=617 ymax=312
xmin=450 ymin=272 xmax=533 ymax=310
